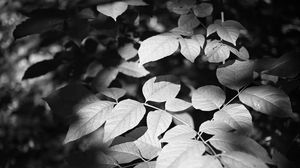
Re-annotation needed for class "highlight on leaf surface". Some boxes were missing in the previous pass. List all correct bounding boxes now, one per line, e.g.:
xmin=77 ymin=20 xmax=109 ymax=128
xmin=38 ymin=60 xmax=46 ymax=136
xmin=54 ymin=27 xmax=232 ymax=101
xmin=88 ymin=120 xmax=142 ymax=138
xmin=199 ymin=120 xmax=233 ymax=135
xmin=191 ymin=85 xmax=226 ymax=111
xmin=160 ymin=125 xmax=197 ymax=143
xmin=239 ymin=85 xmax=295 ymax=118
xmin=97 ymin=1 xmax=128 ymax=21
xmin=165 ymin=98 xmax=191 ymax=112
xmin=178 ymin=37 xmax=201 ymax=62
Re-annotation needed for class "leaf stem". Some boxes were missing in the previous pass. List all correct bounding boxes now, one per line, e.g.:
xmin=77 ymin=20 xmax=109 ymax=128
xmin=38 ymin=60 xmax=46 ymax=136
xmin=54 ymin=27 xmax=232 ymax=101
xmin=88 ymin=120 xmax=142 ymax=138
xmin=144 ymin=103 xmax=191 ymax=127
xmin=222 ymin=83 xmax=249 ymax=108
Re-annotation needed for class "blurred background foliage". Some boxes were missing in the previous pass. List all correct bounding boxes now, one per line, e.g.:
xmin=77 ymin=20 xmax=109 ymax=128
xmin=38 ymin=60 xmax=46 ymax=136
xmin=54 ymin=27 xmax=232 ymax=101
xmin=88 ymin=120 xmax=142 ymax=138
xmin=0 ymin=0 xmax=300 ymax=167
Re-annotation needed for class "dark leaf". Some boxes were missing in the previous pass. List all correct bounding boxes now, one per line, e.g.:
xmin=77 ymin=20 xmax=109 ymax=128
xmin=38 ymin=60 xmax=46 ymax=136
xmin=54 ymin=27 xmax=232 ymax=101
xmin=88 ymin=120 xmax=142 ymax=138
xmin=22 ymin=59 xmax=61 ymax=80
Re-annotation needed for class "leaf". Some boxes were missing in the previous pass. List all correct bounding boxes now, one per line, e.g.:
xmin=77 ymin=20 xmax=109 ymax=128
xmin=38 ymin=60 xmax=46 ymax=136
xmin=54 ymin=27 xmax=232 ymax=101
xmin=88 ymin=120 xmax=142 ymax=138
xmin=110 ymin=142 xmax=141 ymax=164
xmin=97 ymin=1 xmax=128 ymax=21
xmin=191 ymin=34 xmax=205 ymax=48
xmin=118 ymin=43 xmax=138 ymax=60
xmin=22 ymin=59 xmax=61 ymax=80
xmin=165 ymin=98 xmax=191 ymax=112
xmin=104 ymin=99 xmax=146 ymax=143
xmin=118 ymin=61 xmax=150 ymax=78
xmin=179 ymin=37 xmax=201 ymax=62
xmin=272 ymin=149 xmax=294 ymax=168
xmin=146 ymin=110 xmax=173 ymax=137
xmin=173 ymin=112 xmax=194 ymax=129
xmin=192 ymin=3 xmax=213 ymax=18
xmin=156 ymin=140 xmax=205 ymax=168
xmin=191 ymin=85 xmax=226 ymax=111
xmin=134 ymin=110 xmax=172 ymax=159
xmin=170 ymin=27 xmax=193 ymax=36
xmin=126 ymin=0 xmax=148 ymax=6
xmin=209 ymin=132 xmax=273 ymax=164
xmin=207 ymin=20 xmax=245 ymax=45
xmin=101 ymin=87 xmax=126 ymax=101
xmin=160 ymin=125 xmax=197 ymax=143
xmin=134 ymin=162 xmax=156 ymax=168
xmin=64 ymin=101 xmax=115 ymax=144
xmin=166 ymin=0 xmax=196 ymax=15
xmin=178 ymin=13 xmax=200 ymax=32
xmin=92 ymin=67 xmax=119 ymax=91
xmin=142 ymin=76 xmax=180 ymax=102
xmin=199 ymin=120 xmax=233 ymax=135
xmin=221 ymin=151 xmax=268 ymax=168
xmin=213 ymin=103 xmax=253 ymax=134
xmin=238 ymin=46 xmax=249 ymax=60
xmin=216 ymin=60 xmax=254 ymax=91
xmin=175 ymin=155 xmax=222 ymax=168
xmin=138 ymin=33 xmax=180 ymax=65
xmin=13 ymin=15 xmax=64 ymax=39
xmin=204 ymin=40 xmax=231 ymax=63
xmin=239 ymin=85 xmax=295 ymax=118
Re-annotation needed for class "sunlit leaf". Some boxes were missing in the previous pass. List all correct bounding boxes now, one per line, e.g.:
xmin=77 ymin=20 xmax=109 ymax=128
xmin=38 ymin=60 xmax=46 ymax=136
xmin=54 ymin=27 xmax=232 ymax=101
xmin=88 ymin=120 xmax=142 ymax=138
xmin=101 ymin=88 xmax=126 ymax=101
xmin=118 ymin=61 xmax=149 ymax=78
xmin=165 ymin=98 xmax=191 ymax=112
xmin=138 ymin=33 xmax=180 ymax=65
xmin=239 ymin=85 xmax=295 ymax=118
xmin=179 ymin=37 xmax=201 ymax=62
xmin=207 ymin=20 xmax=245 ymax=45
xmin=191 ymin=34 xmax=205 ymax=48
xmin=178 ymin=13 xmax=200 ymax=32
xmin=216 ymin=60 xmax=254 ymax=91
xmin=110 ymin=142 xmax=141 ymax=164
xmin=221 ymin=151 xmax=268 ymax=168
xmin=213 ymin=104 xmax=253 ymax=134
xmin=199 ymin=120 xmax=233 ymax=135
xmin=192 ymin=3 xmax=213 ymax=18
xmin=118 ymin=43 xmax=138 ymax=60
xmin=238 ymin=46 xmax=249 ymax=60
xmin=64 ymin=101 xmax=115 ymax=144
xmin=142 ymin=76 xmax=180 ymax=102
xmin=156 ymin=140 xmax=205 ymax=168
xmin=209 ymin=132 xmax=273 ymax=164
xmin=134 ymin=131 xmax=161 ymax=159
xmin=97 ymin=1 xmax=128 ymax=21
xmin=147 ymin=110 xmax=173 ymax=137
xmin=160 ymin=125 xmax=197 ymax=143
xmin=204 ymin=40 xmax=231 ymax=63
xmin=192 ymin=85 xmax=225 ymax=111
xmin=173 ymin=112 xmax=194 ymax=129
xmin=104 ymin=99 xmax=146 ymax=143
xmin=175 ymin=155 xmax=222 ymax=168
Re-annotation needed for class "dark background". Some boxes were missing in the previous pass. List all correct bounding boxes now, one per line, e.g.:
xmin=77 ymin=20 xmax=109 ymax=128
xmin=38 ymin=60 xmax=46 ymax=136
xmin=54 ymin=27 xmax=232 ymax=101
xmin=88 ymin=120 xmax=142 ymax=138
xmin=0 ymin=0 xmax=300 ymax=167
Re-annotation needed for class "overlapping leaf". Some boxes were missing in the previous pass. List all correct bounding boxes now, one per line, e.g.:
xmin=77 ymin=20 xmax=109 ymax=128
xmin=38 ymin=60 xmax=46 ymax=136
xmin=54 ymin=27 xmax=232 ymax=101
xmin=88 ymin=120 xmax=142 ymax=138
xmin=64 ymin=101 xmax=115 ymax=143
xmin=207 ymin=20 xmax=245 ymax=45
xmin=118 ymin=61 xmax=150 ymax=78
xmin=209 ymin=132 xmax=273 ymax=164
xmin=179 ymin=37 xmax=201 ymax=62
xmin=138 ymin=33 xmax=180 ymax=65
xmin=192 ymin=85 xmax=226 ymax=111
xmin=160 ymin=125 xmax=197 ymax=143
xmin=101 ymin=88 xmax=126 ymax=101
xmin=104 ymin=99 xmax=146 ymax=143
xmin=156 ymin=140 xmax=205 ymax=168
xmin=173 ymin=112 xmax=195 ymax=129
xmin=216 ymin=60 xmax=254 ymax=91
xmin=204 ymin=40 xmax=231 ymax=63
xmin=221 ymin=151 xmax=268 ymax=168
xmin=165 ymin=98 xmax=191 ymax=112
xmin=239 ymin=85 xmax=295 ymax=118
xmin=178 ymin=13 xmax=200 ymax=32
xmin=110 ymin=142 xmax=141 ymax=164
xmin=213 ymin=103 xmax=253 ymax=134
xmin=142 ymin=76 xmax=180 ymax=102
xmin=199 ymin=120 xmax=233 ymax=135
